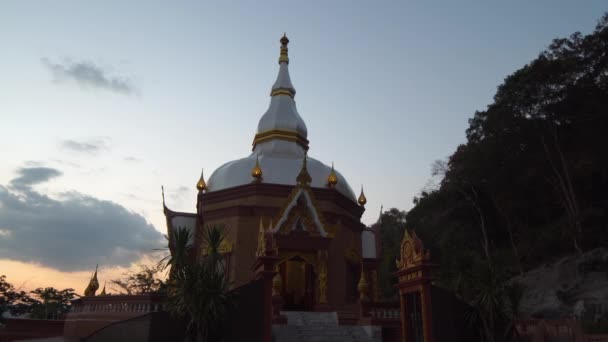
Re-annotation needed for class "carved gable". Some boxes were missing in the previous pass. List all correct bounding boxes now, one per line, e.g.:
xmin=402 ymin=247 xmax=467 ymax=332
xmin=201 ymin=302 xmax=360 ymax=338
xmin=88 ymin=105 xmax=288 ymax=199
xmin=271 ymin=188 xmax=327 ymax=237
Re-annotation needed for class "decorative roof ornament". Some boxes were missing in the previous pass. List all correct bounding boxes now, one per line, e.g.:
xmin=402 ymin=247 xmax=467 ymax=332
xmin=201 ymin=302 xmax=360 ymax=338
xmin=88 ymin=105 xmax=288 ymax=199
xmin=256 ymin=217 xmax=266 ymax=257
xmin=270 ymin=33 xmax=296 ymax=98
xmin=100 ymin=282 xmax=107 ymax=296
xmin=358 ymin=186 xmax=367 ymax=206
xmin=251 ymin=154 xmax=263 ymax=181
xmin=396 ymin=229 xmax=431 ymax=269
xmin=327 ymin=162 xmax=338 ymax=188
xmin=278 ymin=33 xmax=289 ymax=64
xmin=296 ymin=152 xmax=312 ymax=186
xmin=196 ymin=168 xmax=207 ymax=192
xmin=84 ymin=264 xmax=99 ymax=297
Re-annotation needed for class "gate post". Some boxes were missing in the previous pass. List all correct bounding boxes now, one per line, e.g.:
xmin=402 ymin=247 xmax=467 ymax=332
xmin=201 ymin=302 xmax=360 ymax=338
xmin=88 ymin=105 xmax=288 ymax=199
xmin=395 ymin=230 xmax=435 ymax=342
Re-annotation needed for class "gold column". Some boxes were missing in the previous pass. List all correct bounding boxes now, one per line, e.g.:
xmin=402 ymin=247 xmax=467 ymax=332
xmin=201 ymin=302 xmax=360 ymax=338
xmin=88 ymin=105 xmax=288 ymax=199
xmin=357 ymin=269 xmax=369 ymax=301
xmin=318 ymin=250 xmax=328 ymax=304
xmin=372 ymin=270 xmax=380 ymax=302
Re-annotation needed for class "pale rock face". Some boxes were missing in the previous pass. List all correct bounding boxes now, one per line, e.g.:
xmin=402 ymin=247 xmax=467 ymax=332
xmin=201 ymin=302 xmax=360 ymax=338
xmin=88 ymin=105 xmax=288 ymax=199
xmin=513 ymin=248 xmax=608 ymax=319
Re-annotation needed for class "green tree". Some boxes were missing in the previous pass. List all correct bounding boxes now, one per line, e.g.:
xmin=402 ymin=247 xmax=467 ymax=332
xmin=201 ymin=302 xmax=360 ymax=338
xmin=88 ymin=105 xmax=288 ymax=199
xmin=162 ymin=225 xmax=237 ymax=342
xmin=110 ymin=264 xmax=167 ymax=295
xmin=28 ymin=287 xmax=76 ymax=320
xmin=377 ymin=208 xmax=407 ymax=300
xmin=0 ymin=275 xmax=29 ymax=323
xmin=404 ymin=12 xmax=608 ymax=332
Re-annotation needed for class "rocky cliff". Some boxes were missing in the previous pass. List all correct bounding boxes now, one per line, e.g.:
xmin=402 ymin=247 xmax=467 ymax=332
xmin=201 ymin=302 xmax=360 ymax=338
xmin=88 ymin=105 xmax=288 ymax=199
xmin=513 ymin=248 xmax=608 ymax=320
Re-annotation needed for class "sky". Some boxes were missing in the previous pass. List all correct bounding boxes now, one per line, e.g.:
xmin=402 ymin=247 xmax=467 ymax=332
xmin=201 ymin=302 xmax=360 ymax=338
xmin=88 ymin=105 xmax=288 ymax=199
xmin=0 ymin=1 xmax=606 ymax=292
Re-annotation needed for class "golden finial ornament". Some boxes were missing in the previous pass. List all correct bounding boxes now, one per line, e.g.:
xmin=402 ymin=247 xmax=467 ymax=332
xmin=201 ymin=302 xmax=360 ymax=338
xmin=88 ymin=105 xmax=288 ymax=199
xmin=358 ymin=185 xmax=367 ymax=206
xmin=251 ymin=155 xmax=263 ymax=181
xmin=327 ymin=162 xmax=338 ymax=188
xmin=100 ymin=282 xmax=107 ymax=296
xmin=296 ymin=152 xmax=312 ymax=186
xmin=196 ymin=168 xmax=207 ymax=192
xmin=279 ymin=33 xmax=289 ymax=64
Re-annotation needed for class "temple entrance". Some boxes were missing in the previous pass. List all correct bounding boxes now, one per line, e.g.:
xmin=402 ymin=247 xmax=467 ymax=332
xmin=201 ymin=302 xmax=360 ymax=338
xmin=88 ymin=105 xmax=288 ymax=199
xmin=279 ymin=256 xmax=316 ymax=311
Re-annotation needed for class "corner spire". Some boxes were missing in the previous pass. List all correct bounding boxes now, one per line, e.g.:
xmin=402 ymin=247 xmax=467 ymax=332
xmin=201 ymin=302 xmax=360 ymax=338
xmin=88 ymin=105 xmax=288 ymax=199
xmin=251 ymin=154 xmax=263 ymax=181
xmin=358 ymin=185 xmax=367 ymax=207
xmin=296 ymin=152 xmax=312 ymax=186
xmin=196 ymin=168 xmax=207 ymax=192
xmin=327 ymin=162 xmax=338 ymax=188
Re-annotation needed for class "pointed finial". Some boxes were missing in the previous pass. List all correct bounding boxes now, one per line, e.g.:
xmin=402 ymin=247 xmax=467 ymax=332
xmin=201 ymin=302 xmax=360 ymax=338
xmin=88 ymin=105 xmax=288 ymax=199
xmin=327 ymin=162 xmax=338 ymax=188
xmin=196 ymin=168 xmax=207 ymax=191
xmin=84 ymin=264 xmax=100 ymax=297
xmin=279 ymin=33 xmax=289 ymax=64
xmin=100 ymin=282 xmax=107 ymax=296
xmin=296 ymin=152 xmax=312 ymax=186
xmin=358 ymin=185 xmax=367 ymax=206
xmin=251 ymin=154 xmax=263 ymax=181
xmin=161 ymin=186 xmax=165 ymax=205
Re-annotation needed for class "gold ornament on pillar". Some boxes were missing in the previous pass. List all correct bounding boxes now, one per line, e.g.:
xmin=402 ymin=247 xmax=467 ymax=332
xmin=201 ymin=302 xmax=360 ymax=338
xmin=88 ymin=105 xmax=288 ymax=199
xmin=372 ymin=270 xmax=380 ymax=302
xmin=272 ymin=266 xmax=282 ymax=296
xmin=84 ymin=265 xmax=99 ymax=297
xmin=357 ymin=270 xmax=369 ymax=302
xmin=318 ymin=250 xmax=328 ymax=304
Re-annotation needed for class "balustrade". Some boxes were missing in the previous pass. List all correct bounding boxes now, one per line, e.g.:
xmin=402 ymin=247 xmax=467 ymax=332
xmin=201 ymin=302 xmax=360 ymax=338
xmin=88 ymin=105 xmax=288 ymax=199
xmin=70 ymin=295 xmax=167 ymax=315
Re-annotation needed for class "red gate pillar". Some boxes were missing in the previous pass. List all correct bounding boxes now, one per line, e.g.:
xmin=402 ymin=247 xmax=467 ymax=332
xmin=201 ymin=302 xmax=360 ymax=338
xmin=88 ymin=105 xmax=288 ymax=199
xmin=395 ymin=230 xmax=436 ymax=342
xmin=253 ymin=230 xmax=280 ymax=342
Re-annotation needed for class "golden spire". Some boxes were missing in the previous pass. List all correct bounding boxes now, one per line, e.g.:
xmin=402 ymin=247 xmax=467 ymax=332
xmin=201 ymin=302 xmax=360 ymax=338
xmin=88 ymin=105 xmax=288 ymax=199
xmin=100 ymin=282 xmax=107 ymax=296
xmin=358 ymin=185 xmax=367 ymax=206
xmin=251 ymin=154 xmax=263 ymax=181
xmin=296 ymin=152 xmax=312 ymax=186
xmin=196 ymin=168 xmax=207 ymax=192
xmin=279 ymin=33 xmax=289 ymax=64
xmin=327 ymin=162 xmax=338 ymax=188
xmin=84 ymin=264 xmax=99 ymax=297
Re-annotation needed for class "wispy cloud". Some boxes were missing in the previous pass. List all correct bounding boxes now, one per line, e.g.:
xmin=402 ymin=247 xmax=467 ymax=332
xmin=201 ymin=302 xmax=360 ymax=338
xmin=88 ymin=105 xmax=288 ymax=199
xmin=61 ymin=138 xmax=108 ymax=155
xmin=124 ymin=156 xmax=141 ymax=163
xmin=0 ymin=166 xmax=164 ymax=272
xmin=41 ymin=58 xmax=137 ymax=95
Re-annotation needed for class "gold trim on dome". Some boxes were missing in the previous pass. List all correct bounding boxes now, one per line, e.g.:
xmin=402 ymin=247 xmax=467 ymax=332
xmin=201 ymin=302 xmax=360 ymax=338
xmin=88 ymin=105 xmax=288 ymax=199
xmin=252 ymin=129 xmax=309 ymax=151
xmin=270 ymin=88 xmax=295 ymax=98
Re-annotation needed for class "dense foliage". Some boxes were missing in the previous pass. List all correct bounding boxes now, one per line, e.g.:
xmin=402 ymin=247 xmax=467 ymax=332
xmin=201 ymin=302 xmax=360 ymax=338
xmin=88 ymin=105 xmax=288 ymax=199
xmin=110 ymin=264 xmax=167 ymax=295
xmin=162 ymin=225 xmax=236 ymax=342
xmin=0 ymin=275 xmax=75 ymax=322
xmin=404 ymin=14 xmax=608 ymax=304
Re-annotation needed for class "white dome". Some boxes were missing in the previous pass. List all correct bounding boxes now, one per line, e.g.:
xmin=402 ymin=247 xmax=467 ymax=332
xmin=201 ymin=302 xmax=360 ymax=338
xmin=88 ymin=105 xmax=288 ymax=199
xmin=207 ymin=141 xmax=356 ymax=201
xmin=206 ymin=35 xmax=357 ymax=202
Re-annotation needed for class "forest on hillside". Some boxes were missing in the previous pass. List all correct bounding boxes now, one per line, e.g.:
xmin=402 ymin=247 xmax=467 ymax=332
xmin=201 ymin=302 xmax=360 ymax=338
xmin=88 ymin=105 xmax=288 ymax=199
xmin=378 ymin=13 xmax=608 ymax=305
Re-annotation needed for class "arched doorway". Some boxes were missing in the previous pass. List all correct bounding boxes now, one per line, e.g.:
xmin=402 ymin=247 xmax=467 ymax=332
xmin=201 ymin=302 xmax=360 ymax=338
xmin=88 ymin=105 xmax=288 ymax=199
xmin=278 ymin=256 xmax=316 ymax=311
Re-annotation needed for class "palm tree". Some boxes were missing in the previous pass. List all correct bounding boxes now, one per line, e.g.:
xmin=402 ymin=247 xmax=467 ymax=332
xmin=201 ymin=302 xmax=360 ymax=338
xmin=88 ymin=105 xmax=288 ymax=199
xmin=161 ymin=225 xmax=237 ymax=342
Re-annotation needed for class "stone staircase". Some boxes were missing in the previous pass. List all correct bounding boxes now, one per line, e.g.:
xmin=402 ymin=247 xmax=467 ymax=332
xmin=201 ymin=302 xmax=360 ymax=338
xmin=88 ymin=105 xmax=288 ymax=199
xmin=272 ymin=311 xmax=380 ymax=342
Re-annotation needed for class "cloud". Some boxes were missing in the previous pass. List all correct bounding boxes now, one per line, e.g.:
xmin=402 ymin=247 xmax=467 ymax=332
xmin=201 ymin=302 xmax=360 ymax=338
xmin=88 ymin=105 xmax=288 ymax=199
xmin=123 ymin=156 xmax=141 ymax=163
xmin=41 ymin=58 xmax=137 ymax=95
xmin=9 ymin=167 xmax=62 ymax=189
xmin=61 ymin=139 xmax=108 ymax=155
xmin=0 ymin=166 xmax=164 ymax=272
